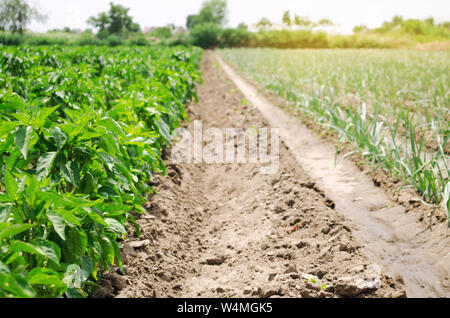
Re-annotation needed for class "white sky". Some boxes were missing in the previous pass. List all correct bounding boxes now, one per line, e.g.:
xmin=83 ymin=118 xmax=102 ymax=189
xmin=29 ymin=0 xmax=450 ymax=33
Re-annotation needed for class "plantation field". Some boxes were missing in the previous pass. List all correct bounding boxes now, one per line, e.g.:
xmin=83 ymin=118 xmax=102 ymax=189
xmin=220 ymin=48 xmax=449 ymax=208
xmin=0 ymin=45 xmax=202 ymax=297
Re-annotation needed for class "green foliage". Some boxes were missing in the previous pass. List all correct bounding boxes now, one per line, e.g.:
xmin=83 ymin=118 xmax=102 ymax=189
xmin=282 ymin=10 xmax=291 ymax=26
xmin=104 ymin=34 xmax=124 ymax=47
xmin=220 ymin=28 xmax=253 ymax=48
xmin=401 ymin=20 xmax=426 ymax=35
xmin=254 ymin=30 xmax=329 ymax=49
xmin=0 ymin=32 xmax=23 ymax=45
xmin=0 ymin=0 xmax=47 ymax=35
xmin=237 ymin=22 xmax=248 ymax=30
xmin=366 ymin=16 xmax=450 ymax=41
xmin=186 ymin=0 xmax=228 ymax=30
xmin=257 ymin=17 xmax=271 ymax=29
xmin=127 ymin=35 xmax=150 ymax=46
xmin=165 ymin=32 xmax=190 ymax=47
xmin=0 ymin=45 xmax=203 ymax=298
xmin=353 ymin=25 xmax=369 ymax=34
xmin=293 ymin=15 xmax=312 ymax=27
xmin=87 ymin=2 xmax=140 ymax=37
xmin=22 ymin=34 xmax=69 ymax=46
xmin=318 ymin=18 xmax=333 ymax=27
xmin=189 ymin=23 xmax=222 ymax=49
xmin=73 ymin=34 xmax=103 ymax=46
xmin=151 ymin=27 xmax=172 ymax=40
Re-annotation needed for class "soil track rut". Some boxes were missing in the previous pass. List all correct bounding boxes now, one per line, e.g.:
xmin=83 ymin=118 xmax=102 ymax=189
xmin=93 ymin=52 xmax=445 ymax=299
xmin=216 ymin=53 xmax=449 ymax=298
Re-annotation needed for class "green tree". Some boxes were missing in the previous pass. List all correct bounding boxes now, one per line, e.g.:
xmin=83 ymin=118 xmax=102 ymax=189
xmin=87 ymin=2 xmax=140 ymax=37
xmin=294 ymin=15 xmax=312 ymax=27
xmin=282 ymin=10 xmax=291 ymax=26
xmin=0 ymin=0 xmax=46 ymax=35
xmin=257 ymin=17 xmax=271 ymax=29
xmin=189 ymin=22 xmax=221 ymax=48
xmin=151 ymin=26 xmax=172 ymax=40
xmin=186 ymin=0 xmax=228 ymax=30
xmin=353 ymin=25 xmax=369 ymax=33
xmin=237 ymin=22 xmax=248 ymax=30
xmin=424 ymin=17 xmax=435 ymax=26
xmin=392 ymin=15 xmax=404 ymax=26
xmin=318 ymin=18 xmax=333 ymax=26
xmin=401 ymin=19 xmax=426 ymax=35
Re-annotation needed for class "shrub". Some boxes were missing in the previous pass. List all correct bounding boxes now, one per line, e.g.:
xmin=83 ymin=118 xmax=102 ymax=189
xmin=24 ymin=34 xmax=69 ymax=46
xmin=166 ymin=32 xmax=190 ymax=47
xmin=73 ymin=34 xmax=103 ymax=46
xmin=189 ymin=23 xmax=222 ymax=49
xmin=104 ymin=35 xmax=125 ymax=47
xmin=127 ymin=35 xmax=150 ymax=46
xmin=220 ymin=28 xmax=253 ymax=48
xmin=0 ymin=33 xmax=24 ymax=46
xmin=254 ymin=30 xmax=329 ymax=49
xmin=402 ymin=20 xmax=426 ymax=35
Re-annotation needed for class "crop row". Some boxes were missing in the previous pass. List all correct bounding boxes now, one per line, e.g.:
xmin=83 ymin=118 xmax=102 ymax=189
xmin=0 ymin=45 xmax=202 ymax=297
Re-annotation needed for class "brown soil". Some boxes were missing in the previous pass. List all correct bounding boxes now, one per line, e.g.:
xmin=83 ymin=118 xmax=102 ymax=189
xmin=93 ymin=52 xmax=405 ymax=299
xmin=221 ymin=53 xmax=448 ymax=231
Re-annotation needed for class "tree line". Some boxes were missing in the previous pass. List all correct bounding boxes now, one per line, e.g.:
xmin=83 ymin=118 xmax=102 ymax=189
xmin=0 ymin=0 xmax=449 ymax=48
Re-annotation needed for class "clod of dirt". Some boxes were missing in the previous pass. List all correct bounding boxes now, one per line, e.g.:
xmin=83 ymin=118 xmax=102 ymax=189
xmin=268 ymin=273 xmax=277 ymax=281
xmin=129 ymin=240 xmax=151 ymax=249
xmin=300 ymin=181 xmax=315 ymax=189
xmin=270 ymin=178 xmax=280 ymax=186
xmin=300 ymin=290 xmax=318 ymax=298
xmin=351 ymin=265 xmax=365 ymax=273
xmin=325 ymin=199 xmax=336 ymax=209
xmin=216 ymin=287 xmax=225 ymax=293
xmin=305 ymin=282 xmax=322 ymax=292
xmin=120 ymin=243 xmax=136 ymax=265
xmin=317 ymin=246 xmax=331 ymax=258
xmin=203 ymin=255 xmax=226 ymax=265
xmin=110 ymin=273 xmax=127 ymax=291
xmin=243 ymin=288 xmax=252 ymax=295
xmin=388 ymin=290 xmax=407 ymax=298
xmin=321 ymin=226 xmax=331 ymax=235
xmin=257 ymin=284 xmax=283 ymax=298
xmin=394 ymin=273 xmax=405 ymax=285
xmin=286 ymin=199 xmax=295 ymax=207
xmin=334 ymin=275 xmax=380 ymax=297
xmin=284 ymin=265 xmax=298 ymax=274
xmin=274 ymin=206 xmax=285 ymax=214
xmin=296 ymin=241 xmax=309 ymax=249
xmin=92 ymin=279 xmax=114 ymax=298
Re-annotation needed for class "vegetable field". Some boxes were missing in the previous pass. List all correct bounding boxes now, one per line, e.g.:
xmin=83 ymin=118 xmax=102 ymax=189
xmin=0 ymin=45 xmax=202 ymax=297
xmin=220 ymin=49 xmax=449 ymax=211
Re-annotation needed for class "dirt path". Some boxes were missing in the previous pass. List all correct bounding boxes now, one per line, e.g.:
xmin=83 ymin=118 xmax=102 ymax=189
xmin=95 ymin=52 xmax=407 ymax=298
xmin=216 ymin=54 xmax=450 ymax=298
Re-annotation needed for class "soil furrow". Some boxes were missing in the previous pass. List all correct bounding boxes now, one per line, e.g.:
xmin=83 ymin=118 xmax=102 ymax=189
xmin=96 ymin=52 xmax=408 ymax=299
xmin=216 ymin=53 xmax=449 ymax=298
